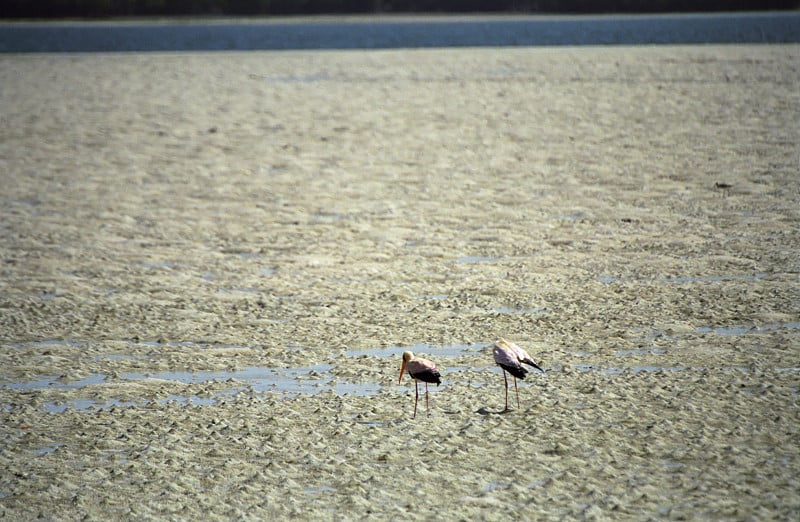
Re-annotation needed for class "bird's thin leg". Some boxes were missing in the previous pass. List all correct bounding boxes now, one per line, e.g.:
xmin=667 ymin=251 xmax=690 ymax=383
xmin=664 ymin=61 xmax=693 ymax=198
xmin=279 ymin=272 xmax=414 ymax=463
xmin=514 ymin=377 xmax=520 ymax=410
xmin=412 ymin=380 xmax=418 ymax=419
xmin=425 ymin=382 xmax=430 ymax=414
xmin=503 ymin=370 xmax=509 ymax=411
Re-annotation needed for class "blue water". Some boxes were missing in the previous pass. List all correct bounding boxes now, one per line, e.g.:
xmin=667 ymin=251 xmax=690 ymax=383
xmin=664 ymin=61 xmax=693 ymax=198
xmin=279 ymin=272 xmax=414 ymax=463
xmin=1 ymin=12 xmax=798 ymax=52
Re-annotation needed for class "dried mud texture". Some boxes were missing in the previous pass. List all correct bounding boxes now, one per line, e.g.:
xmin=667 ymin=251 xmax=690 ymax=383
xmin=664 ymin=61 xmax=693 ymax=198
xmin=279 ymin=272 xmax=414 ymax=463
xmin=1 ymin=44 xmax=799 ymax=520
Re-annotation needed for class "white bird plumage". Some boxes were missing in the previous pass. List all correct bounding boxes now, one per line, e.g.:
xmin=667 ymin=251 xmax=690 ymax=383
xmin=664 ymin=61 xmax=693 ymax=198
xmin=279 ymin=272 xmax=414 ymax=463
xmin=492 ymin=338 xmax=544 ymax=411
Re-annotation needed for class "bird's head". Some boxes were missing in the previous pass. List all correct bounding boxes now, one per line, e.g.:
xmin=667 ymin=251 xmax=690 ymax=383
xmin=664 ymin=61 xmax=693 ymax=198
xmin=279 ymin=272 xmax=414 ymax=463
xmin=398 ymin=351 xmax=414 ymax=383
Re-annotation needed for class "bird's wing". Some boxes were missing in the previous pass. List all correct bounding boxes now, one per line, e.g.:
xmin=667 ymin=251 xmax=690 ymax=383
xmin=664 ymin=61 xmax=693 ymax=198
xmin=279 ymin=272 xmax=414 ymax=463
xmin=412 ymin=357 xmax=436 ymax=371
xmin=408 ymin=357 xmax=441 ymax=383
xmin=493 ymin=343 xmax=519 ymax=366
xmin=507 ymin=341 xmax=544 ymax=371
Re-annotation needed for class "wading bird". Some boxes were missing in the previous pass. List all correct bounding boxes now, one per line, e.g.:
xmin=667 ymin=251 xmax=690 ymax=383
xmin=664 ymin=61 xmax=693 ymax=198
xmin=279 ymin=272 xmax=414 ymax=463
xmin=398 ymin=351 xmax=441 ymax=418
xmin=493 ymin=338 xmax=544 ymax=411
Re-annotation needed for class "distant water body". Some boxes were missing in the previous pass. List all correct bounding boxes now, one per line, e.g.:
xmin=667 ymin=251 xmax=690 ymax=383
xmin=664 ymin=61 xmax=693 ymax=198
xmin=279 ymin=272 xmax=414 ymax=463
xmin=1 ymin=12 xmax=798 ymax=52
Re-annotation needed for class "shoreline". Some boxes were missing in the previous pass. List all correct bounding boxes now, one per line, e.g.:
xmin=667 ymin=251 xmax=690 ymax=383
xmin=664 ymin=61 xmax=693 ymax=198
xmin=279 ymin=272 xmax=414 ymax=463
xmin=2 ymin=12 xmax=800 ymax=52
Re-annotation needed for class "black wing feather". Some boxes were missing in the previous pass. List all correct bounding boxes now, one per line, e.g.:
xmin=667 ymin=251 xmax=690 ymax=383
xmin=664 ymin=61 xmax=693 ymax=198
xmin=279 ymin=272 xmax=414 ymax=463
xmin=499 ymin=363 xmax=528 ymax=380
xmin=409 ymin=368 xmax=441 ymax=385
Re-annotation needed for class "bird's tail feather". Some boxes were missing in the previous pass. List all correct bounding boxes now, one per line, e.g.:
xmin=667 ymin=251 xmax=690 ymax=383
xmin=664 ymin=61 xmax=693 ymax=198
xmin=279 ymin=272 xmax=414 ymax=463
xmin=523 ymin=359 xmax=544 ymax=373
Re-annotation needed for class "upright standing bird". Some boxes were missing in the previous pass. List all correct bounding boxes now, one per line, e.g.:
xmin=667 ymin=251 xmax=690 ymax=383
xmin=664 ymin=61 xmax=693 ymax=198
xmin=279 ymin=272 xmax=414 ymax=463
xmin=492 ymin=338 xmax=544 ymax=411
xmin=398 ymin=351 xmax=441 ymax=418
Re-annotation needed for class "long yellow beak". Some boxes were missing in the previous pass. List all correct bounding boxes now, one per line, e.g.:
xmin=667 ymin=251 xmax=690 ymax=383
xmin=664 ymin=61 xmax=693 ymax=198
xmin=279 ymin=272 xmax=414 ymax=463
xmin=398 ymin=360 xmax=407 ymax=384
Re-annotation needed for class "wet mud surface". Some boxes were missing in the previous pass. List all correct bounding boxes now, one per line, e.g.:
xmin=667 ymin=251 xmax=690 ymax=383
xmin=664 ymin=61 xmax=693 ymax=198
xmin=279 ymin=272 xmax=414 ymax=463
xmin=1 ymin=44 xmax=799 ymax=519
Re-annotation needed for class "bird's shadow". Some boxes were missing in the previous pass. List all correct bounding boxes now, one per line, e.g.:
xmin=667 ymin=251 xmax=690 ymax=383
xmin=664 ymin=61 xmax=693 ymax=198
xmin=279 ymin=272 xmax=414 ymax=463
xmin=476 ymin=406 xmax=514 ymax=415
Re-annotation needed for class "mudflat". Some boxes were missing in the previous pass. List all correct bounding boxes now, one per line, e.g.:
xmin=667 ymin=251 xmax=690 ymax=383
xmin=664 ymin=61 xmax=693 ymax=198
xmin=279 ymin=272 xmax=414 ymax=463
xmin=1 ymin=44 xmax=798 ymax=520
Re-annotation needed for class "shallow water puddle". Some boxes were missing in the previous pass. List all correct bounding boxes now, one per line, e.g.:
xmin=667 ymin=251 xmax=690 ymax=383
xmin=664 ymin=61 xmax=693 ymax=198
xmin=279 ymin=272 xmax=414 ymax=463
xmin=495 ymin=306 xmax=546 ymax=315
xmin=1 ymin=362 xmax=386 ymax=412
xmin=573 ymin=364 xmax=687 ymax=375
xmin=2 ymin=341 xmax=493 ymax=412
xmin=139 ymin=261 xmax=180 ymax=270
xmin=120 ymin=364 xmax=331 ymax=390
xmin=21 ymin=338 xmax=788 ymax=412
xmin=43 ymin=398 xmax=140 ymax=413
xmin=634 ymin=321 xmax=800 ymax=340
xmin=4 ymin=373 xmax=107 ymax=390
xmin=614 ymin=348 xmax=667 ymax=357
xmin=662 ymin=273 xmax=769 ymax=284
xmin=33 ymin=442 xmax=64 ymax=456
xmin=92 ymin=354 xmax=151 ymax=362
xmin=455 ymin=255 xmax=497 ymax=263
xmin=120 ymin=365 xmax=380 ymax=396
xmin=303 ymin=485 xmax=337 ymax=495
xmin=8 ymin=339 xmax=84 ymax=349
xmin=344 ymin=342 xmax=489 ymax=359
xmin=419 ymin=293 xmax=448 ymax=300
xmin=137 ymin=340 xmax=253 ymax=350
xmin=569 ymin=364 xmax=790 ymax=376
xmin=695 ymin=322 xmax=800 ymax=335
xmin=599 ymin=273 xmax=769 ymax=284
